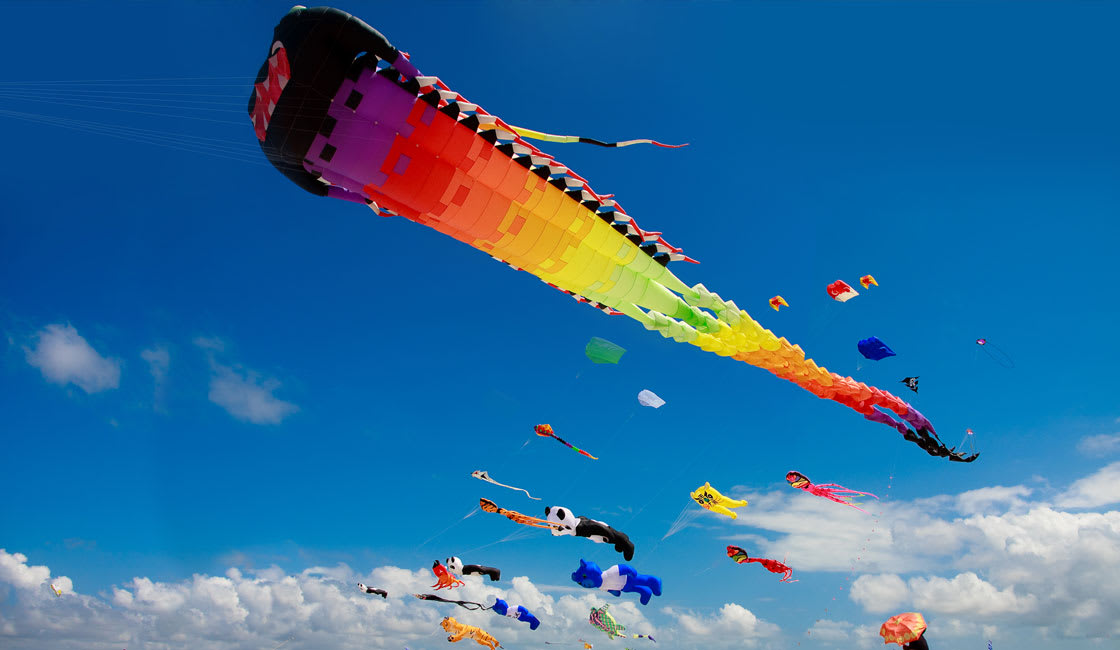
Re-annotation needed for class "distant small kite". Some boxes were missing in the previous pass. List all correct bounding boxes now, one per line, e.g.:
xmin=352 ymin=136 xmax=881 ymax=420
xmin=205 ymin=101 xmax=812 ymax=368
xmin=860 ymin=274 xmax=878 ymax=289
xmin=976 ymin=338 xmax=1014 ymax=368
xmin=535 ymin=424 xmax=598 ymax=459
xmin=786 ymin=470 xmax=878 ymax=513
xmin=691 ymin=482 xmax=747 ymax=519
xmin=471 ymin=470 xmax=540 ymax=500
xmin=827 ymin=280 xmax=859 ymax=302
xmin=900 ymin=376 xmax=919 ymax=393
xmin=858 ymin=336 xmax=896 ymax=361
xmin=431 ymin=560 xmax=465 ymax=590
xmin=769 ymin=295 xmax=788 ymax=311
xmin=637 ymin=390 xmax=665 ymax=408
xmin=357 ymin=583 xmax=388 ymax=598
xmin=726 ymin=545 xmax=796 ymax=583
xmin=585 ymin=337 xmax=626 ymax=364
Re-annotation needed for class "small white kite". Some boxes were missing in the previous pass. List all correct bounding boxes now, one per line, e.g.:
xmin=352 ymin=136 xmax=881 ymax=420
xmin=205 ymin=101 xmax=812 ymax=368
xmin=637 ymin=390 xmax=665 ymax=408
xmin=471 ymin=470 xmax=541 ymax=500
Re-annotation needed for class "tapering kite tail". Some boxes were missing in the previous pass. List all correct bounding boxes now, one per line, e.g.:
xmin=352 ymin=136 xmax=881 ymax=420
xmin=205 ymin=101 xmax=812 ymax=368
xmin=535 ymin=425 xmax=598 ymax=460
xmin=808 ymin=483 xmax=879 ymax=512
xmin=253 ymin=7 xmax=967 ymax=461
xmin=479 ymin=498 xmax=557 ymax=529
xmin=502 ymin=124 xmax=687 ymax=149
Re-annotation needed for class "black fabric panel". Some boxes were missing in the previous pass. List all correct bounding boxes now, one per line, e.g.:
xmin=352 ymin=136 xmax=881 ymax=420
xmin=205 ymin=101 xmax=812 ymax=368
xmin=344 ymin=89 xmax=363 ymax=110
xmin=252 ymin=6 xmax=408 ymax=197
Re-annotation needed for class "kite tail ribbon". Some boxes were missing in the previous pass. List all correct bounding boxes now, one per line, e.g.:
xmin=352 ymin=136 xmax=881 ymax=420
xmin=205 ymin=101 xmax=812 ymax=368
xmin=503 ymin=124 xmax=687 ymax=149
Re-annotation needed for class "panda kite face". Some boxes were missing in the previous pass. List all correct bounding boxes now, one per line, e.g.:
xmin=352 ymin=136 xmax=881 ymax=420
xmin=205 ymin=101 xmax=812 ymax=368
xmin=446 ymin=557 xmax=463 ymax=573
xmin=545 ymin=506 xmax=577 ymax=531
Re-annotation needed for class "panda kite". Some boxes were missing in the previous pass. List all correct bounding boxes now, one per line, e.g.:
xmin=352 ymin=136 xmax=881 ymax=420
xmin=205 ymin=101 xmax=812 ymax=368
xmin=545 ymin=506 xmax=635 ymax=561
xmin=446 ymin=557 xmax=501 ymax=582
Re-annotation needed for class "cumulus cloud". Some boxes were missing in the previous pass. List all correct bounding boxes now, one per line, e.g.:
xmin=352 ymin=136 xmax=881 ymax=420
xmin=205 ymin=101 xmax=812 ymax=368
xmin=851 ymin=572 xmax=1036 ymax=617
xmin=668 ymin=602 xmax=779 ymax=644
xmin=1077 ymin=433 xmax=1120 ymax=456
xmin=721 ymin=462 xmax=1120 ymax=643
xmin=207 ymin=364 xmax=298 ymax=425
xmin=194 ymin=337 xmax=298 ymax=425
xmin=23 ymin=323 xmax=120 ymax=393
xmin=0 ymin=551 xmax=463 ymax=649
xmin=1055 ymin=461 xmax=1120 ymax=508
xmin=806 ymin=618 xmax=854 ymax=643
xmin=0 ymin=548 xmax=789 ymax=650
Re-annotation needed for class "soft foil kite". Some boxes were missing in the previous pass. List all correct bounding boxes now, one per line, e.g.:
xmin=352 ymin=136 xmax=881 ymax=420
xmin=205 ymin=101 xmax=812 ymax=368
xmin=880 ymin=612 xmax=928 ymax=648
xmin=827 ymin=280 xmax=859 ymax=302
xmin=858 ymin=337 xmax=896 ymax=361
xmin=251 ymin=6 xmax=966 ymax=461
xmin=441 ymin=616 xmax=500 ymax=650
xmin=769 ymin=295 xmax=788 ymax=311
xmin=446 ymin=556 xmax=501 ymax=581
xmin=860 ymin=274 xmax=878 ymax=289
xmin=535 ymin=424 xmax=598 ymax=459
xmin=900 ymin=376 xmax=919 ymax=393
xmin=786 ymin=471 xmax=878 ymax=513
xmin=585 ymin=337 xmax=626 ymax=364
xmin=637 ymin=389 xmax=665 ymax=408
xmin=726 ymin=545 xmax=797 ymax=583
xmin=417 ymin=595 xmax=541 ymax=630
xmin=357 ymin=583 xmax=388 ymax=598
xmin=431 ymin=560 xmax=466 ymax=590
xmin=589 ymin=604 xmax=655 ymax=641
xmin=691 ymin=482 xmax=747 ymax=519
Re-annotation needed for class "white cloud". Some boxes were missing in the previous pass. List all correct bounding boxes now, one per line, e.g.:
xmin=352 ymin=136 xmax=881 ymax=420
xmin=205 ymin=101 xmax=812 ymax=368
xmin=806 ymin=618 xmax=854 ymax=642
xmin=207 ymin=364 xmax=299 ymax=425
xmin=194 ymin=337 xmax=298 ymax=425
xmin=721 ymin=462 xmax=1120 ymax=643
xmin=23 ymin=323 xmax=120 ymax=393
xmin=1055 ymin=461 xmax=1120 ymax=508
xmin=848 ymin=573 xmax=909 ymax=614
xmin=0 ymin=549 xmax=672 ymax=650
xmin=142 ymin=344 xmax=170 ymax=411
xmin=955 ymin=485 xmax=1033 ymax=515
xmin=1077 ymin=433 xmax=1120 ymax=456
xmin=0 ymin=549 xmax=53 ymax=592
xmin=851 ymin=572 xmax=1036 ymax=617
xmin=668 ymin=603 xmax=779 ymax=644
xmin=0 ymin=549 xmax=796 ymax=650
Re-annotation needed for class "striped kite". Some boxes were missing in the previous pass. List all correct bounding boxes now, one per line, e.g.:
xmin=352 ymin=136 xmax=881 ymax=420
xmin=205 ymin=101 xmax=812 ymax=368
xmin=250 ymin=6 xmax=968 ymax=461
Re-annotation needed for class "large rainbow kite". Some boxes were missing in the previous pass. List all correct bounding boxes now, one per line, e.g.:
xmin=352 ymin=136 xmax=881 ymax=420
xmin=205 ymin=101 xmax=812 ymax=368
xmin=249 ymin=6 xmax=973 ymax=462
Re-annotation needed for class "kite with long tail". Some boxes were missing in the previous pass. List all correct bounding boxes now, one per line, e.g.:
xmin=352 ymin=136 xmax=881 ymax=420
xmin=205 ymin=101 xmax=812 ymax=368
xmin=534 ymin=424 xmax=597 ymax=460
xmin=786 ymin=471 xmax=879 ymax=513
xmin=250 ymin=6 xmax=971 ymax=462
xmin=471 ymin=470 xmax=541 ymax=500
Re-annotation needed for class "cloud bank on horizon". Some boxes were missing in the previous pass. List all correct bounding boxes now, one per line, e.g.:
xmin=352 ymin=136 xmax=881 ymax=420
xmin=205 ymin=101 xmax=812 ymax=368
xmin=3 ymin=461 xmax=1118 ymax=649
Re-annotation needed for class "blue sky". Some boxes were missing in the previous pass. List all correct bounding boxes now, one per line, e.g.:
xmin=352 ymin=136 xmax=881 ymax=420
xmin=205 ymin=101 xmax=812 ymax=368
xmin=2 ymin=2 xmax=1119 ymax=648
